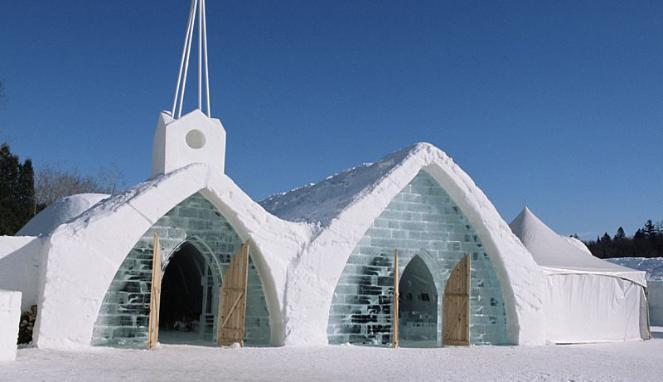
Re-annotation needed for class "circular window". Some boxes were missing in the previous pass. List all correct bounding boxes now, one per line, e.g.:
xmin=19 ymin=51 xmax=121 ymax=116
xmin=185 ymin=129 xmax=206 ymax=149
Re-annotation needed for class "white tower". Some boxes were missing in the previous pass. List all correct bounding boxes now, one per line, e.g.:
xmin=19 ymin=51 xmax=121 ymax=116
xmin=151 ymin=0 xmax=226 ymax=177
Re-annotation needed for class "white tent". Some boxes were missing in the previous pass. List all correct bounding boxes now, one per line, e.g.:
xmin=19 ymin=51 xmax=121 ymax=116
xmin=510 ymin=207 xmax=649 ymax=343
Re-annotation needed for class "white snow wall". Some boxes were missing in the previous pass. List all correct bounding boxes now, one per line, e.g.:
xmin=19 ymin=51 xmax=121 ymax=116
xmin=92 ymin=193 xmax=271 ymax=347
xmin=328 ymin=172 xmax=508 ymax=346
xmin=0 ymin=290 xmax=21 ymax=362
xmin=0 ymin=236 xmax=44 ymax=311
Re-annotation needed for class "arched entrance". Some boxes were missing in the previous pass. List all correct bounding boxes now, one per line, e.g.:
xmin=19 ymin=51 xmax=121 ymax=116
xmin=398 ymin=256 xmax=438 ymax=347
xmin=158 ymin=242 xmax=217 ymax=345
xmin=92 ymin=192 xmax=272 ymax=348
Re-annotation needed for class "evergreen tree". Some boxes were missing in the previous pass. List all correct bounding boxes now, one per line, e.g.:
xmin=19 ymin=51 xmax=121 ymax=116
xmin=600 ymin=232 xmax=612 ymax=243
xmin=0 ymin=143 xmax=37 ymax=235
xmin=0 ymin=143 xmax=20 ymax=234
xmin=18 ymin=159 xmax=36 ymax=221
xmin=644 ymin=220 xmax=656 ymax=238
xmin=614 ymin=227 xmax=626 ymax=240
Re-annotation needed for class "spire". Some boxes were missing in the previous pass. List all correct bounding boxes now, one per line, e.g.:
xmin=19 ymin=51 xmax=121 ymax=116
xmin=171 ymin=0 xmax=211 ymax=119
xmin=150 ymin=0 xmax=226 ymax=177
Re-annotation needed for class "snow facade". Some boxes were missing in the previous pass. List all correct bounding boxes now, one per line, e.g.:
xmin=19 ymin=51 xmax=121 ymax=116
xmin=13 ymin=125 xmax=548 ymax=348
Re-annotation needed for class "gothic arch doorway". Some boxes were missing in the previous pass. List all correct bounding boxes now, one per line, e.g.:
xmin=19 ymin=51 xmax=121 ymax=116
xmin=159 ymin=242 xmax=218 ymax=345
xmin=398 ymin=256 xmax=438 ymax=347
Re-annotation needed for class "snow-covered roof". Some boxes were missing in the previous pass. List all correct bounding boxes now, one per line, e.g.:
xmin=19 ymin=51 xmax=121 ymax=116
xmin=261 ymin=145 xmax=413 ymax=228
xmin=510 ymin=207 xmax=646 ymax=286
xmin=17 ymin=193 xmax=109 ymax=236
xmin=606 ymin=257 xmax=663 ymax=282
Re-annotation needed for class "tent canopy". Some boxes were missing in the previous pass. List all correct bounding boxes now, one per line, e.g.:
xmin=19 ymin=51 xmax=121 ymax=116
xmin=510 ymin=207 xmax=646 ymax=287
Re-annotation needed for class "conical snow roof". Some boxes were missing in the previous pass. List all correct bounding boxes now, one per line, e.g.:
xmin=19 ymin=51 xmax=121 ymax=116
xmin=510 ymin=207 xmax=646 ymax=286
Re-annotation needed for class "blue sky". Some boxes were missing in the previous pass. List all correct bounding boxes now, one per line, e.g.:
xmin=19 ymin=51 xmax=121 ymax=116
xmin=1 ymin=0 xmax=661 ymax=239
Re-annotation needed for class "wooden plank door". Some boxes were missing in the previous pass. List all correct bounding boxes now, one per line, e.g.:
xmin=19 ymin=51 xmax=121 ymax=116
xmin=217 ymin=242 xmax=250 ymax=346
xmin=443 ymin=254 xmax=470 ymax=346
xmin=148 ymin=234 xmax=162 ymax=349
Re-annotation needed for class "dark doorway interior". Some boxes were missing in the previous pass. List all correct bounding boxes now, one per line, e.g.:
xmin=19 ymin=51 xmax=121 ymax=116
xmin=159 ymin=242 xmax=208 ymax=344
xmin=398 ymin=256 xmax=438 ymax=347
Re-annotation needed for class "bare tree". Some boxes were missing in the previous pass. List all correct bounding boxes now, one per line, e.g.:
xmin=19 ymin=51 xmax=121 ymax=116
xmin=35 ymin=165 xmax=124 ymax=207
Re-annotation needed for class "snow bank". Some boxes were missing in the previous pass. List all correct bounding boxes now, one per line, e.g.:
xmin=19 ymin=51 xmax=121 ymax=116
xmin=17 ymin=194 xmax=109 ymax=237
xmin=0 ymin=290 xmax=21 ymax=362
xmin=0 ymin=236 xmax=44 ymax=311
xmin=266 ymin=143 xmax=545 ymax=345
xmin=607 ymin=257 xmax=663 ymax=281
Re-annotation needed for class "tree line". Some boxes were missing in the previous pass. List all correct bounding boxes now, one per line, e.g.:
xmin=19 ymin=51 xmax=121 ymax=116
xmin=585 ymin=220 xmax=663 ymax=259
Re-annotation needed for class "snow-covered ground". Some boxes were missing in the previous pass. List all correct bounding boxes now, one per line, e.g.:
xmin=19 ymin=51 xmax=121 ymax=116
xmin=3 ymin=328 xmax=663 ymax=382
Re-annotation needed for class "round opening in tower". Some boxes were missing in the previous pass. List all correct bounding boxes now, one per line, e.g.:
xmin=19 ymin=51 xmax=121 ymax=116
xmin=185 ymin=129 xmax=206 ymax=149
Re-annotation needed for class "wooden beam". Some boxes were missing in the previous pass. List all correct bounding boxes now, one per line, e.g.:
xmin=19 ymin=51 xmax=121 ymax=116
xmin=393 ymin=249 xmax=399 ymax=348
xmin=147 ymin=233 xmax=162 ymax=349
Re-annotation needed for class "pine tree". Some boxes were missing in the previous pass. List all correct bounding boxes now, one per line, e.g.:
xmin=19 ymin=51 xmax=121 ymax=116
xmin=644 ymin=220 xmax=656 ymax=239
xmin=0 ymin=143 xmax=21 ymax=234
xmin=18 ymin=159 xmax=36 ymax=222
xmin=600 ymin=232 xmax=612 ymax=243
xmin=0 ymin=143 xmax=37 ymax=235
xmin=614 ymin=227 xmax=626 ymax=240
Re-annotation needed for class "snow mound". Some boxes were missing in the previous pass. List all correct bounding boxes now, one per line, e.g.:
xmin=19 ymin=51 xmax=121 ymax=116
xmin=17 ymin=193 xmax=109 ymax=236
xmin=510 ymin=207 xmax=645 ymax=285
xmin=607 ymin=257 xmax=663 ymax=281
xmin=260 ymin=144 xmax=415 ymax=227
